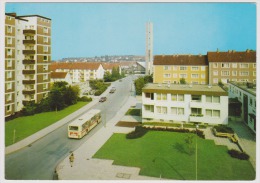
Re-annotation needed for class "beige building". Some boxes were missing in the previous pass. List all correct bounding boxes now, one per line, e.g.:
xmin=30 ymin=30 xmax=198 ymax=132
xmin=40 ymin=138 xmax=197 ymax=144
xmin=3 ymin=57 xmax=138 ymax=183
xmin=208 ymin=50 xmax=256 ymax=85
xmin=5 ymin=13 xmax=52 ymax=117
xmin=153 ymin=55 xmax=208 ymax=84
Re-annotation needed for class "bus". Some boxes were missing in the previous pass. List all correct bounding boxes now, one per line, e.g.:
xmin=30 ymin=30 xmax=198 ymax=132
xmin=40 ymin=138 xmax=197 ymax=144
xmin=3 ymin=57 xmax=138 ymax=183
xmin=68 ymin=109 xmax=101 ymax=139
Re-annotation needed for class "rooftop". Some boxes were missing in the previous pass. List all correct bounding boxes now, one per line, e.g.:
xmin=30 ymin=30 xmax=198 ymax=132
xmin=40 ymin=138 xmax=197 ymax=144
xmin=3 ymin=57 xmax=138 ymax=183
xmin=143 ymin=83 xmax=228 ymax=96
xmin=228 ymin=81 xmax=256 ymax=96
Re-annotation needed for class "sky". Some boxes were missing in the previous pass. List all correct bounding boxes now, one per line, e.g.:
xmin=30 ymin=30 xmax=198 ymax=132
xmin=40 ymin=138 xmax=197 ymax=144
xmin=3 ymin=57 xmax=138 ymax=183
xmin=5 ymin=2 xmax=256 ymax=60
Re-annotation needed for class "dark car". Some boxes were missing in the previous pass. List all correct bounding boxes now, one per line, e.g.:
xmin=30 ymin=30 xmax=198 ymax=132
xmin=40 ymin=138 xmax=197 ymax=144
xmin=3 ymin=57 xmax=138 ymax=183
xmin=99 ymin=97 xmax=107 ymax=102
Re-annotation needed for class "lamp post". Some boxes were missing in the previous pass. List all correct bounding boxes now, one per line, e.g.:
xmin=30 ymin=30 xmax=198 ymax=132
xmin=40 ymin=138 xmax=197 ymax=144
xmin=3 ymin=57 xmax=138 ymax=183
xmin=195 ymin=124 xmax=199 ymax=180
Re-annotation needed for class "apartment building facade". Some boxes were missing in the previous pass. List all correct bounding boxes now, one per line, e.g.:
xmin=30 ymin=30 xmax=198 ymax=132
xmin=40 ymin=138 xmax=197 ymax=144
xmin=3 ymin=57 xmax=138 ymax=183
xmin=142 ymin=83 xmax=229 ymax=125
xmin=50 ymin=62 xmax=105 ymax=82
xmin=228 ymin=82 xmax=256 ymax=133
xmin=208 ymin=50 xmax=256 ymax=85
xmin=5 ymin=13 xmax=51 ymax=117
xmin=153 ymin=55 xmax=209 ymax=84
xmin=153 ymin=50 xmax=256 ymax=85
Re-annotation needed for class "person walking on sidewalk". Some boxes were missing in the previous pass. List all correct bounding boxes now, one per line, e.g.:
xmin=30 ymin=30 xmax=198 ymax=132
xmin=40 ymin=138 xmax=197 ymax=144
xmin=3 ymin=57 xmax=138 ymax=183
xmin=69 ymin=153 xmax=74 ymax=167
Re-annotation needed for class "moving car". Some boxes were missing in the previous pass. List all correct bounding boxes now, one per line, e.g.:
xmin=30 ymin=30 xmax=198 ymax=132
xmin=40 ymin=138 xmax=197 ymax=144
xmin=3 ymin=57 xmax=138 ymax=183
xmin=99 ymin=97 xmax=107 ymax=102
xmin=109 ymin=87 xmax=116 ymax=93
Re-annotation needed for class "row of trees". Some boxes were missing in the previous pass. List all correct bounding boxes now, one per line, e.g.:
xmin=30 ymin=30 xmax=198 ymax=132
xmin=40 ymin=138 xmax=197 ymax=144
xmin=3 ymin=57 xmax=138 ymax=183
xmin=22 ymin=81 xmax=81 ymax=115
xmin=89 ymin=79 xmax=111 ymax=96
xmin=104 ymin=67 xmax=125 ymax=82
xmin=134 ymin=75 xmax=153 ymax=95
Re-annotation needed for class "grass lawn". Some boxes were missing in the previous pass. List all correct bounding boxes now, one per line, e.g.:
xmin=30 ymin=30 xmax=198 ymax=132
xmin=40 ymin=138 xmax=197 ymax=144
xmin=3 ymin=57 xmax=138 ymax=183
xmin=93 ymin=131 xmax=255 ymax=180
xmin=5 ymin=101 xmax=88 ymax=146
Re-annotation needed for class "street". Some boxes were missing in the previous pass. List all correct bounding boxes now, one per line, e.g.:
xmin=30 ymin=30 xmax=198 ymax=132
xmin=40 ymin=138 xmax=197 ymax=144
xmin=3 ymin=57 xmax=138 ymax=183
xmin=5 ymin=76 xmax=135 ymax=180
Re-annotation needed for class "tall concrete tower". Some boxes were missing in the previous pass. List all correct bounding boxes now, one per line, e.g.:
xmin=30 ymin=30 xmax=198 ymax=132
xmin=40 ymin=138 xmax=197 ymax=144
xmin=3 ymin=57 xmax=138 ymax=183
xmin=145 ymin=22 xmax=153 ymax=75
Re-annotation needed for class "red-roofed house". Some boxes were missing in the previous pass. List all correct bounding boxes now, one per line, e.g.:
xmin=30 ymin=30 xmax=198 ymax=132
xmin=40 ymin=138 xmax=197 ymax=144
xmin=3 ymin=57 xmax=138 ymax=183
xmin=50 ymin=72 xmax=72 ymax=84
xmin=50 ymin=62 xmax=105 ymax=82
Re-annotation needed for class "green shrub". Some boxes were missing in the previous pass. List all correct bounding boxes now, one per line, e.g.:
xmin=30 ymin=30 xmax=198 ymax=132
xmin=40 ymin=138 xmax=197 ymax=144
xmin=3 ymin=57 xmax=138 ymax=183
xmin=126 ymin=126 xmax=148 ymax=139
xmin=78 ymin=96 xmax=92 ymax=102
xmin=214 ymin=125 xmax=234 ymax=134
xmin=125 ymin=108 xmax=141 ymax=116
xmin=228 ymin=149 xmax=249 ymax=160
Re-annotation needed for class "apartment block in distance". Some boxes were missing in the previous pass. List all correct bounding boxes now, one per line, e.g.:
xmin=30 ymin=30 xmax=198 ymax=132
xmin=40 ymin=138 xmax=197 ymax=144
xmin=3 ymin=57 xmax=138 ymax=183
xmin=153 ymin=55 xmax=208 ymax=84
xmin=228 ymin=81 xmax=256 ymax=133
xmin=142 ymin=83 xmax=228 ymax=125
xmin=208 ymin=50 xmax=256 ymax=85
xmin=5 ymin=13 xmax=51 ymax=117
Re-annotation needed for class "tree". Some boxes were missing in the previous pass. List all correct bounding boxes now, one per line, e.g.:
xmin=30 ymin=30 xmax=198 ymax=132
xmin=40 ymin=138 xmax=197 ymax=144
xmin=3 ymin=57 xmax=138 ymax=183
xmin=49 ymin=86 xmax=66 ymax=111
xmin=180 ymin=78 xmax=186 ymax=84
xmin=104 ymin=71 xmax=112 ymax=82
xmin=184 ymin=134 xmax=195 ymax=155
xmin=64 ymin=86 xmax=79 ymax=105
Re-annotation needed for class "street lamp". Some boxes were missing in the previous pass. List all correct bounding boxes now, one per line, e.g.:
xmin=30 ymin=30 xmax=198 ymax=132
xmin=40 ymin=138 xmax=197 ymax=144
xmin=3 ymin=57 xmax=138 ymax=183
xmin=195 ymin=124 xmax=199 ymax=180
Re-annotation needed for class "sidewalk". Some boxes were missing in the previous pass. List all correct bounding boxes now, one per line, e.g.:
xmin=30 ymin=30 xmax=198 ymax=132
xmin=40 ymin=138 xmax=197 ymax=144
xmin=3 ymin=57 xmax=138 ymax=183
xmin=56 ymin=96 xmax=162 ymax=180
xmin=5 ymin=84 xmax=114 ymax=155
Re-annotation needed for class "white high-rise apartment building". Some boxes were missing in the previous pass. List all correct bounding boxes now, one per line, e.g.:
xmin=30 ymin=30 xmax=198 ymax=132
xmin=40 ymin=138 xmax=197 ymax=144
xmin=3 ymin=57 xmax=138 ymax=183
xmin=145 ymin=22 xmax=153 ymax=75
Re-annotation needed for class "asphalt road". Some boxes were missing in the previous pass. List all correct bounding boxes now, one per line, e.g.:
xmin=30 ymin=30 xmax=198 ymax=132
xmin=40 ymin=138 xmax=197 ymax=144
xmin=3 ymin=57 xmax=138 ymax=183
xmin=5 ymin=76 xmax=136 ymax=180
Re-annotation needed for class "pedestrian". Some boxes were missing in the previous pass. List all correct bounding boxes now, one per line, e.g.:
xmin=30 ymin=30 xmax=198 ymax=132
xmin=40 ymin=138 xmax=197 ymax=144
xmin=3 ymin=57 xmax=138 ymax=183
xmin=69 ymin=153 xmax=74 ymax=167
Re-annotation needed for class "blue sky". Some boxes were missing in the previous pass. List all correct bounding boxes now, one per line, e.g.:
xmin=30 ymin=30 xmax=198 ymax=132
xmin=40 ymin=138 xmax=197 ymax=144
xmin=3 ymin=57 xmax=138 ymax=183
xmin=5 ymin=2 xmax=256 ymax=60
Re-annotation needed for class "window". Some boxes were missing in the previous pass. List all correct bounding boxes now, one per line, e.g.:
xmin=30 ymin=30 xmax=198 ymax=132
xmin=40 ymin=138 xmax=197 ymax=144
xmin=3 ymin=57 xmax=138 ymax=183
xmin=221 ymin=71 xmax=230 ymax=76
xmin=191 ymin=66 xmax=199 ymax=71
xmin=213 ymin=71 xmax=218 ymax=76
xmin=7 ymin=71 xmax=12 ymax=78
xmin=191 ymin=74 xmax=199 ymax=78
xmin=213 ymin=78 xmax=218 ymax=84
xmin=240 ymin=63 xmax=249 ymax=68
xmin=43 ymin=56 xmax=48 ymax=61
xmin=43 ymin=46 xmax=48 ymax=52
xmin=240 ymin=71 xmax=249 ymax=76
xmin=178 ymin=94 xmax=184 ymax=101
xmin=201 ymin=74 xmax=205 ymax=79
xmin=201 ymin=66 xmax=205 ymax=71
xmin=43 ymin=36 xmax=48 ymax=43
xmin=179 ymin=74 xmax=187 ymax=78
xmin=7 ymin=60 xmax=12 ymax=67
xmin=173 ymin=74 xmax=177 ymax=78
xmin=7 ymin=93 xmax=12 ymax=101
xmin=7 ymin=49 xmax=12 ymax=56
xmin=7 ymin=83 xmax=12 ymax=90
xmin=253 ymin=64 xmax=256 ymax=68
xmin=221 ymin=63 xmax=230 ymax=68
xmin=7 ymin=26 xmax=12 ymax=33
xmin=191 ymin=108 xmax=202 ymax=115
xmin=213 ymin=96 xmax=220 ymax=103
xmin=191 ymin=95 xmax=201 ymax=102
xmin=206 ymin=96 xmax=212 ymax=103
xmin=253 ymin=72 xmax=256 ymax=76
xmin=6 ymin=105 xmax=11 ymax=112
xmin=163 ymin=74 xmax=171 ymax=78
xmin=173 ymin=66 xmax=178 ymax=70
xmin=232 ymin=63 xmax=237 ymax=68
xmin=43 ymin=83 xmax=48 ymax=90
xmin=171 ymin=94 xmax=184 ymax=101
xmin=213 ymin=110 xmax=220 ymax=117
xmin=43 ymin=74 xmax=48 ymax=80
xmin=180 ymin=66 xmax=187 ymax=70
xmin=157 ymin=93 xmax=167 ymax=100
xmin=157 ymin=106 xmax=167 ymax=114
xmin=249 ymin=98 xmax=253 ymax=106
xmin=232 ymin=71 xmax=237 ymax=76
xmin=7 ymin=37 xmax=12 ymax=44
xmin=145 ymin=93 xmax=151 ymax=98
xmin=144 ymin=105 xmax=154 ymax=112
xmin=171 ymin=94 xmax=177 ymax=101
xmin=43 ymin=65 xmax=48 ymax=71
xmin=164 ymin=66 xmax=171 ymax=70
xmin=171 ymin=107 xmax=184 ymax=115
xmin=213 ymin=63 xmax=218 ymax=68
xmin=206 ymin=109 xmax=220 ymax=117
xmin=43 ymin=27 xmax=48 ymax=33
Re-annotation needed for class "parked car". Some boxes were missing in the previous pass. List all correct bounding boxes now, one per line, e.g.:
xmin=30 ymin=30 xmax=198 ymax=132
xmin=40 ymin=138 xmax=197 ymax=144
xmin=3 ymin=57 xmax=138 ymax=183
xmin=99 ymin=97 xmax=107 ymax=102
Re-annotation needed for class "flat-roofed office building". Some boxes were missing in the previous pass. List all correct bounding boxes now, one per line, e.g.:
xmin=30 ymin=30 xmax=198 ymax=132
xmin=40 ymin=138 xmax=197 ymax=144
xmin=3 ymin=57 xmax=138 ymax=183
xmin=142 ymin=83 xmax=228 ymax=125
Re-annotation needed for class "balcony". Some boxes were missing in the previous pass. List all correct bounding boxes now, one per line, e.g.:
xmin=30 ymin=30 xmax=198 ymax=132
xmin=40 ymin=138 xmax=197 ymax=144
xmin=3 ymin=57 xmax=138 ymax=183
xmin=22 ymin=80 xmax=35 ymax=84
xmin=22 ymin=89 xmax=35 ymax=95
xmin=23 ymin=40 xmax=36 ymax=44
xmin=22 ymin=70 xmax=35 ymax=74
xmin=189 ymin=115 xmax=204 ymax=123
xmin=23 ymin=29 xmax=36 ymax=34
xmin=23 ymin=50 xmax=35 ymax=55
xmin=23 ymin=59 xmax=35 ymax=64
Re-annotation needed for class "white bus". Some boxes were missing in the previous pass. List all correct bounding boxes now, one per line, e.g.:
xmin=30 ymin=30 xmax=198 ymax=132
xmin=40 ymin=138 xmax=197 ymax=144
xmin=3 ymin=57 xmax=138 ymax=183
xmin=68 ymin=109 xmax=101 ymax=139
